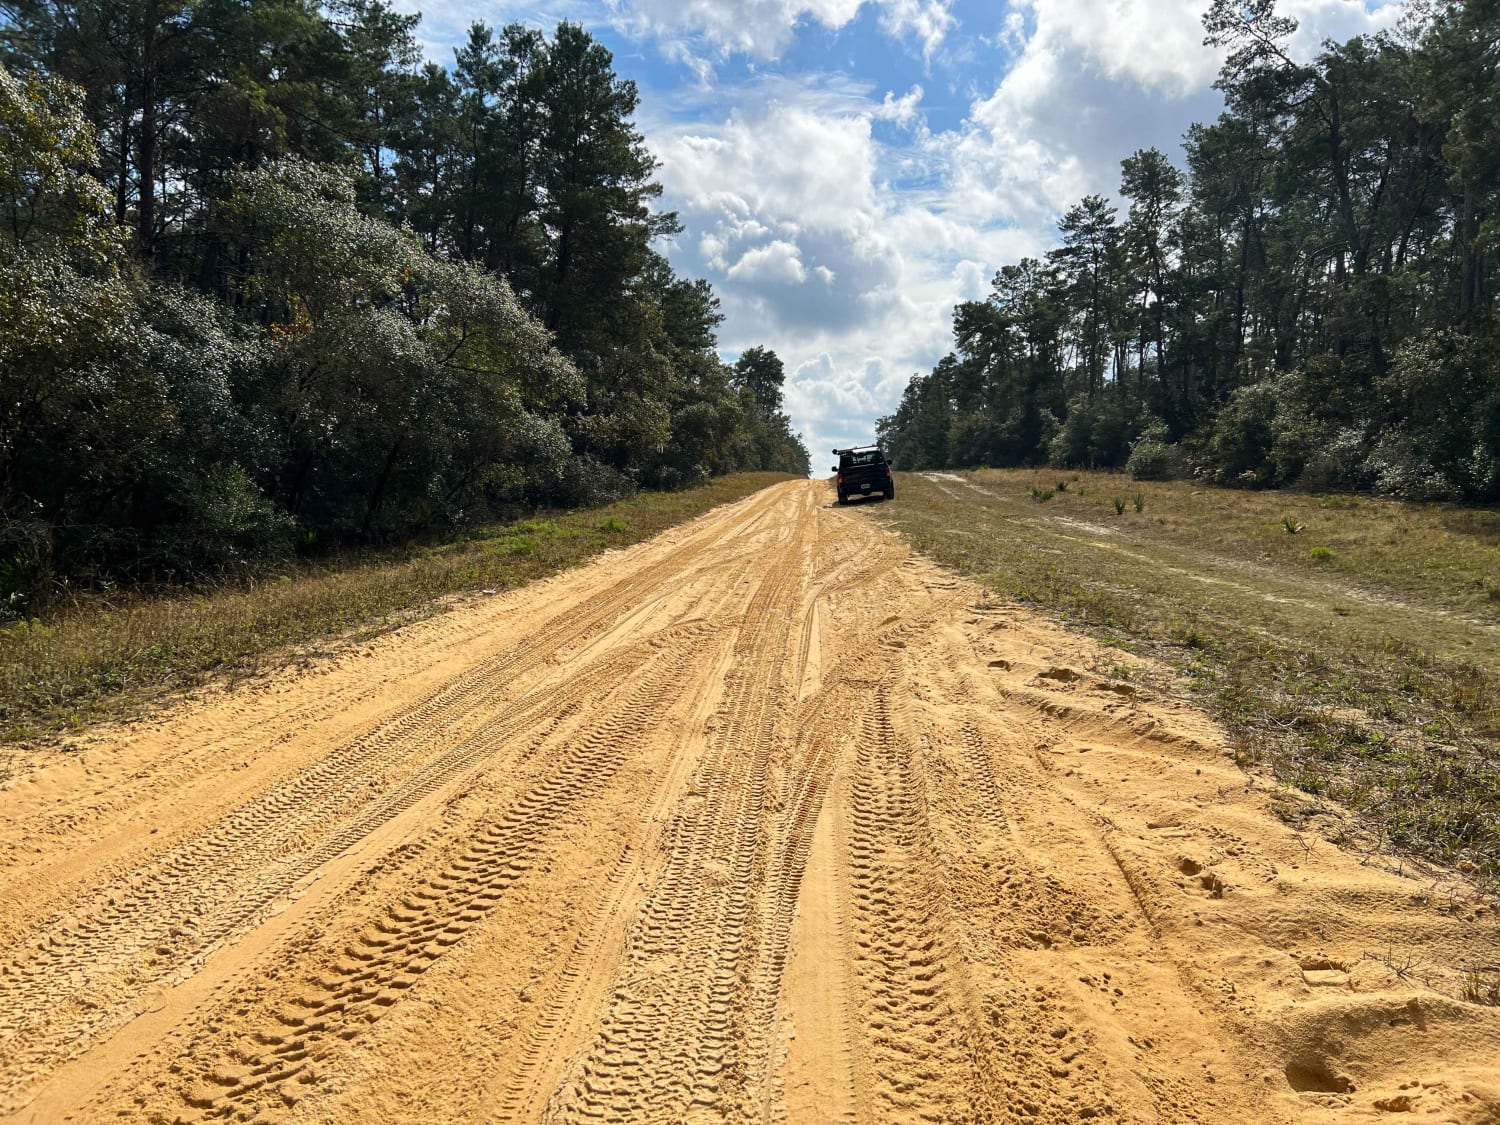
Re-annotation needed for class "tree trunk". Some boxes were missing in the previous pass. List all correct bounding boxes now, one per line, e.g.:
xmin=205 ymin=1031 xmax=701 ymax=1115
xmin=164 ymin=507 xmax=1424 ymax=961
xmin=360 ymin=439 xmax=402 ymax=540
xmin=1325 ymin=87 xmax=1364 ymax=278
xmin=137 ymin=0 xmax=158 ymax=261
xmin=115 ymin=95 xmax=131 ymax=227
xmin=547 ymin=216 xmax=571 ymax=333
xmin=1459 ymin=179 xmax=1482 ymax=320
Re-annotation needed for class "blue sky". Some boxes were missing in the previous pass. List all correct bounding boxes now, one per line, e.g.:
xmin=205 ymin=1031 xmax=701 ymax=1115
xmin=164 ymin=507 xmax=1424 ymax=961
xmin=400 ymin=0 xmax=1405 ymax=458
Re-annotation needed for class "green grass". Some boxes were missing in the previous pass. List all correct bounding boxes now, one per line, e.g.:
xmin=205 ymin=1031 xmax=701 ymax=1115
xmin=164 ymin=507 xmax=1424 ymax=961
xmin=871 ymin=469 xmax=1500 ymax=882
xmin=0 ymin=473 xmax=794 ymax=751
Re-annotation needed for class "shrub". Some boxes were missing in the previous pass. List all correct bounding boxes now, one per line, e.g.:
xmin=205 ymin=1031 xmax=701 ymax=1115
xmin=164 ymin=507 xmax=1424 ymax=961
xmin=1047 ymin=397 xmax=1151 ymax=469
xmin=1299 ymin=427 xmax=1373 ymax=491
xmin=1048 ymin=402 xmax=1095 ymax=467
xmin=1282 ymin=518 xmax=1305 ymax=535
xmin=1376 ymin=331 xmax=1500 ymax=502
xmin=1310 ymin=546 xmax=1335 ymax=563
xmin=947 ymin=414 xmax=1005 ymax=469
xmin=1367 ymin=432 xmax=1458 ymax=501
xmin=1113 ymin=497 xmax=1126 ymax=515
xmin=498 ymin=534 xmax=538 ymax=556
xmin=1126 ymin=439 xmax=1184 ymax=480
xmin=1201 ymin=375 xmax=1338 ymax=488
xmin=1029 ymin=487 xmax=1055 ymax=502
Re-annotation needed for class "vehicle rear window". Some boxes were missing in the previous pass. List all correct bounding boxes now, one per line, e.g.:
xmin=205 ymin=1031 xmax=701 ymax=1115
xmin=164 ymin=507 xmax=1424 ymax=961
xmin=842 ymin=451 xmax=884 ymax=467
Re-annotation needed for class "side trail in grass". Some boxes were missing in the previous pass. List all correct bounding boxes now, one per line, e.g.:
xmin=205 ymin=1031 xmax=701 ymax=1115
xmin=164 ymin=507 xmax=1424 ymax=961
xmin=870 ymin=470 xmax=1500 ymax=881
xmin=0 ymin=473 xmax=797 ymax=754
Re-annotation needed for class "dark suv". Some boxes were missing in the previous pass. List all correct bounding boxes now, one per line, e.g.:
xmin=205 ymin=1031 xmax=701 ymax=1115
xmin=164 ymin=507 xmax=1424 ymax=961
xmin=833 ymin=445 xmax=895 ymax=503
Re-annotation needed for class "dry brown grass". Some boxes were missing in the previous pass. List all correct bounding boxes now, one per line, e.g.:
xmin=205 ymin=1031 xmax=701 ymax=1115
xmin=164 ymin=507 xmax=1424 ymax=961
xmin=0 ymin=474 xmax=794 ymax=749
xmin=980 ymin=467 xmax=1500 ymax=623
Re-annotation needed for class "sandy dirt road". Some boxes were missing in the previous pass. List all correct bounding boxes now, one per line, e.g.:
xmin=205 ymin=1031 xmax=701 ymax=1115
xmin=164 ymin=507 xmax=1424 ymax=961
xmin=1 ymin=479 xmax=1497 ymax=1124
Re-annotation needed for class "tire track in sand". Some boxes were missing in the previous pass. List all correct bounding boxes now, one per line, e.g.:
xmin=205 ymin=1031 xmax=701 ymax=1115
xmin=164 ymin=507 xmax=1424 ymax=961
xmin=843 ymin=684 xmax=976 ymax=1122
xmin=169 ymin=625 xmax=718 ymax=1122
xmin=542 ymin=489 xmax=815 ymax=1123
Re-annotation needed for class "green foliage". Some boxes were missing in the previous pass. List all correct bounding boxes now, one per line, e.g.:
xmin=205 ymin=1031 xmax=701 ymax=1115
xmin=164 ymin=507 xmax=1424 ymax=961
xmin=1051 ymin=393 xmax=1155 ymax=471
xmin=1113 ymin=497 xmax=1126 ymax=515
xmin=0 ymin=14 xmax=810 ymax=601
xmin=1132 ymin=492 xmax=1145 ymax=513
xmin=1310 ymin=546 xmax=1335 ymax=563
xmin=1029 ymin=487 xmax=1054 ymax=503
xmin=1369 ymin=332 xmax=1500 ymax=501
xmin=1283 ymin=518 xmax=1305 ymax=535
xmin=0 ymin=68 xmax=120 ymax=259
xmin=733 ymin=347 xmax=786 ymax=416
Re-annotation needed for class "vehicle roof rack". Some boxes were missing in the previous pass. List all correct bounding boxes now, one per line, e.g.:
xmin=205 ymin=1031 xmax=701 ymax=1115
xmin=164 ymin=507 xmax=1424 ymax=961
xmin=832 ymin=444 xmax=882 ymax=455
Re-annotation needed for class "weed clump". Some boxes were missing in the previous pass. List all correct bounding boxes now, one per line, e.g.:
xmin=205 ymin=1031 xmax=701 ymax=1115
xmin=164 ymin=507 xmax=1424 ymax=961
xmin=1462 ymin=968 xmax=1500 ymax=1006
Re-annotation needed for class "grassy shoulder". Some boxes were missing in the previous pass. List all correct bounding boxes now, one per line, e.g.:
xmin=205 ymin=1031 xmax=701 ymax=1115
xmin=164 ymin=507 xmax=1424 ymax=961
xmin=1 ymin=473 xmax=796 ymax=747
xmin=867 ymin=469 xmax=1500 ymax=881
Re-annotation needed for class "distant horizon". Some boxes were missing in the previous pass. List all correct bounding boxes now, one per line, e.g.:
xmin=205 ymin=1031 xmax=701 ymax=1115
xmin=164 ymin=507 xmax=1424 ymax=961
xmin=400 ymin=0 xmax=1405 ymax=454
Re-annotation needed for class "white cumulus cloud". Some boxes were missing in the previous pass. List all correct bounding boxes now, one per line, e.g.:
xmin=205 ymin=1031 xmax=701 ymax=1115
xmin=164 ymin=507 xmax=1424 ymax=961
xmin=650 ymin=76 xmax=1044 ymax=455
xmin=728 ymin=239 xmax=810 ymax=283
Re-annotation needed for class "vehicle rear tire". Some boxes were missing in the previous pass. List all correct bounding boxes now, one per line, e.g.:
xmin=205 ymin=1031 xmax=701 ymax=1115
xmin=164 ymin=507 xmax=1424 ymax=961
xmin=837 ymin=491 xmax=848 ymax=505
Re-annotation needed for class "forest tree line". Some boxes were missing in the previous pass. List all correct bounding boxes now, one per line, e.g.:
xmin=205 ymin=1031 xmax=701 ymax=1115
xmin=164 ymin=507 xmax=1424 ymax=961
xmin=0 ymin=3 xmax=809 ymax=607
xmin=878 ymin=0 xmax=1500 ymax=502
